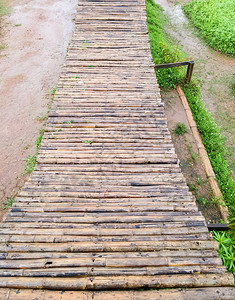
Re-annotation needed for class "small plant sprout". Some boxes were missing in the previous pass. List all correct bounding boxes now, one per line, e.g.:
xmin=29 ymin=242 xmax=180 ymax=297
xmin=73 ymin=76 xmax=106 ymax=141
xmin=82 ymin=140 xmax=93 ymax=145
xmin=196 ymin=196 xmax=210 ymax=207
xmin=2 ymin=197 xmax=14 ymax=209
xmin=173 ymin=122 xmax=188 ymax=136
xmin=24 ymin=154 xmax=37 ymax=174
xmin=50 ymin=86 xmax=57 ymax=100
xmin=212 ymin=231 xmax=235 ymax=274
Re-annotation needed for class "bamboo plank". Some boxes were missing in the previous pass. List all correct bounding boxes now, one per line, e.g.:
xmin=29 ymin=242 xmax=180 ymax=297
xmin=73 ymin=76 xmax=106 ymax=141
xmin=0 ymin=0 xmax=232 ymax=295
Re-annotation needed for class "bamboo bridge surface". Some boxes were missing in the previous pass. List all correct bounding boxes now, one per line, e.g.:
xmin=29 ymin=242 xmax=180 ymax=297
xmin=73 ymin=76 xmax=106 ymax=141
xmin=0 ymin=0 xmax=234 ymax=298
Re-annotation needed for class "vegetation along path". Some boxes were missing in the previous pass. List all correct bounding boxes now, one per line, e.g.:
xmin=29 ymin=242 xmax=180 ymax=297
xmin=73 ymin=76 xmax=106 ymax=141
xmin=0 ymin=0 xmax=234 ymax=298
xmin=155 ymin=0 xmax=235 ymax=175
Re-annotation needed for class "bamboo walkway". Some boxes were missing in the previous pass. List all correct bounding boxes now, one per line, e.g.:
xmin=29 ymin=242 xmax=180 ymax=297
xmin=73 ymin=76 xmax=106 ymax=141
xmin=0 ymin=0 xmax=234 ymax=298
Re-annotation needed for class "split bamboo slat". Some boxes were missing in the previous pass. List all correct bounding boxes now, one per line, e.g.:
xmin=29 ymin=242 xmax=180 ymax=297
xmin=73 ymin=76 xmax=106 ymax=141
xmin=0 ymin=0 xmax=234 ymax=298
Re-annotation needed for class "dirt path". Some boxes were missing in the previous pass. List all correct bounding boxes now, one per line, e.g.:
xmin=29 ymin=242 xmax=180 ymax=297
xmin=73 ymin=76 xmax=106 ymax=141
xmin=155 ymin=0 xmax=235 ymax=175
xmin=0 ymin=0 xmax=77 ymax=220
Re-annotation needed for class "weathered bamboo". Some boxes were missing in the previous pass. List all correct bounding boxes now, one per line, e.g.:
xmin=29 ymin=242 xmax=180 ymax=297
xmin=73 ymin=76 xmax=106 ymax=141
xmin=0 ymin=0 xmax=233 ymax=295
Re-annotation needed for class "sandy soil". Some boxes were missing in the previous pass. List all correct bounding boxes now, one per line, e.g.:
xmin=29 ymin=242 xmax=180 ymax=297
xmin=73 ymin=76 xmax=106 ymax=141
xmin=155 ymin=0 xmax=235 ymax=175
xmin=0 ymin=0 xmax=77 ymax=220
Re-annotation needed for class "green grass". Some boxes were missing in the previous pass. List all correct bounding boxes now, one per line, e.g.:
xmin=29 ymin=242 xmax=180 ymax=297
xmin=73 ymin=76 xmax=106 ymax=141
xmin=24 ymin=129 xmax=45 ymax=174
xmin=173 ymin=122 xmax=188 ymax=136
xmin=183 ymin=0 xmax=235 ymax=56
xmin=2 ymin=197 xmax=14 ymax=209
xmin=0 ymin=0 xmax=9 ymax=17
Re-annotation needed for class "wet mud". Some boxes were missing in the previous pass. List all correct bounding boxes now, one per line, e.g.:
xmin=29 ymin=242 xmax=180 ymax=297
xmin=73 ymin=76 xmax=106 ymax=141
xmin=0 ymin=0 xmax=77 ymax=220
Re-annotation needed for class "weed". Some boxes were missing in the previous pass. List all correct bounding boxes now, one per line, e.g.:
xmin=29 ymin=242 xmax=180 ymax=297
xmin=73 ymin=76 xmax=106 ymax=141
xmin=24 ymin=129 xmax=45 ymax=174
xmin=196 ymin=177 xmax=208 ymax=185
xmin=187 ymin=183 xmax=198 ymax=192
xmin=15 ymin=23 xmax=21 ymax=26
xmin=24 ymin=154 xmax=37 ymax=174
xmin=71 ymin=76 xmax=80 ymax=79
xmin=35 ymin=129 xmax=45 ymax=150
xmin=82 ymin=140 xmax=93 ymax=145
xmin=37 ymin=115 xmax=47 ymax=122
xmin=0 ymin=0 xmax=10 ymax=17
xmin=50 ymin=86 xmax=57 ymax=100
xmin=2 ymin=197 xmax=14 ymax=209
xmin=196 ymin=196 xmax=210 ymax=207
xmin=187 ymin=144 xmax=197 ymax=162
xmin=51 ymin=87 xmax=57 ymax=95
xmin=66 ymin=120 xmax=74 ymax=124
xmin=212 ymin=231 xmax=235 ymax=275
xmin=173 ymin=122 xmax=188 ymax=136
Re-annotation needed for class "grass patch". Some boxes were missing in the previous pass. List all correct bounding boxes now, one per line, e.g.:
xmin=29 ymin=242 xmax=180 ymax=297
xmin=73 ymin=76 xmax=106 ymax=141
xmin=0 ymin=0 xmax=9 ymax=17
xmin=24 ymin=87 xmax=56 ymax=174
xmin=173 ymin=122 xmax=188 ymax=136
xmin=183 ymin=0 xmax=235 ymax=56
xmin=24 ymin=129 xmax=45 ymax=174
xmin=2 ymin=197 xmax=14 ymax=209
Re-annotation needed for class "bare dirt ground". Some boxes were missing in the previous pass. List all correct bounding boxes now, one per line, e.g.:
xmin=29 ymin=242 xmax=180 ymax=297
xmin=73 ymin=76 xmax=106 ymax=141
xmin=0 ymin=0 xmax=77 ymax=221
xmin=155 ymin=0 xmax=235 ymax=175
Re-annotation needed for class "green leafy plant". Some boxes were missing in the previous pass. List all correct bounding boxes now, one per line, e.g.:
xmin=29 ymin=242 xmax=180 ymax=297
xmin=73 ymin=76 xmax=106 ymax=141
xmin=82 ymin=140 xmax=93 ymax=145
xmin=24 ymin=154 xmax=37 ymax=174
xmin=66 ymin=120 xmax=74 ymax=124
xmin=24 ymin=128 xmax=45 ymax=174
xmin=35 ymin=129 xmax=45 ymax=150
xmin=212 ymin=231 xmax=235 ymax=274
xmin=50 ymin=86 xmax=57 ymax=100
xmin=187 ymin=182 xmax=198 ymax=192
xmin=2 ymin=197 xmax=14 ymax=209
xmin=173 ymin=122 xmax=188 ymax=136
xmin=196 ymin=196 xmax=210 ymax=207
